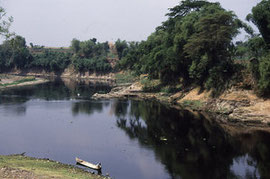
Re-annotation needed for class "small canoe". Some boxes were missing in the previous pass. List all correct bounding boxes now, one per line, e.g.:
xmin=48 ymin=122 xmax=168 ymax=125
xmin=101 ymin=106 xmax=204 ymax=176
xmin=75 ymin=157 xmax=102 ymax=170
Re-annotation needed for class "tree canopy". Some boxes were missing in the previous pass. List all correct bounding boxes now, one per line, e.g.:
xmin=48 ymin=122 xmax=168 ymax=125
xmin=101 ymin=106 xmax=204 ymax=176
xmin=0 ymin=6 xmax=13 ymax=39
xmin=70 ymin=38 xmax=112 ymax=72
xmin=247 ymin=0 xmax=270 ymax=48
xmin=116 ymin=0 xmax=244 ymax=94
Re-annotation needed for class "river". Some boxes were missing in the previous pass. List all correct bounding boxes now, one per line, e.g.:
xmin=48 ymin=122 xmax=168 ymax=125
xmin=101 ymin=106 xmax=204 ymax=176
xmin=0 ymin=79 xmax=269 ymax=179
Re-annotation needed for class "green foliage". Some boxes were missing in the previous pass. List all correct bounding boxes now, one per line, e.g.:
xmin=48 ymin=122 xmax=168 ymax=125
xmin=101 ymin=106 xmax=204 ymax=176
xmin=71 ymin=38 xmax=109 ymax=58
xmin=247 ymin=0 xmax=270 ymax=48
xmin=257 ymin=54 xmax=270 ymax=96
xmin=140 ymin=78 xmax=162 ymax=92
xmin=160 ymin=85 xmax=182 ymax=94
xmin=72 ymin=56 xmax=111 ymax=72
xmin=0 ymin=36 xmax=32 ymax=71
xmin=116 ymin=0 xmax=244 ymax=92
xmin=184 ymin=4 xmax=240 ymax=85
xmin=247 ymin=36 xmax=268 ymax=58
xmin=0 ymin=77 xmax=36 ymax=87
xmin=204 ymin=61 xmax=235 ymax=96
xmin=115 ymin=39 xmax=128 ymax=60
xmin=233 ymin=41 xmax=249 ymax=60
xmin=181 ymin=100 xmax=203 ymax=109
xmin=115 ymin=72 xmax=138 ymax=84
xmin=0 ymin=155 xmax=103 ymax=179
xmin=31 ymin=50 xmax=71 ymax=72
xmin=70 ymin=38 xmax=111 ymax=73
xmin=0 ymin=6 xmax=13 ymax=38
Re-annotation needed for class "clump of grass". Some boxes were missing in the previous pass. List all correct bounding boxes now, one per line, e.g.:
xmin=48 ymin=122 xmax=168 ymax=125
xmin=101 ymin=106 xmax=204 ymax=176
xmin=115 ymin=72 xmax=138 ymax=84
xmin=0 ymin=77 xmax=36 ymax=87
xmin=160 ymin=84 xmax=182 ymax=94
xmin=140 ymin=78 xmax=161 ymax=92
xmin=182 ymin=100 xmax=203 ymax=109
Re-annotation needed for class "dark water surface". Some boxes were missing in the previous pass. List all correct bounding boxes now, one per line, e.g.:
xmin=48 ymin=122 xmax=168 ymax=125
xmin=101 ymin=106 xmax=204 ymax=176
xmin=0 ymin=79 xmax=270 ymax=179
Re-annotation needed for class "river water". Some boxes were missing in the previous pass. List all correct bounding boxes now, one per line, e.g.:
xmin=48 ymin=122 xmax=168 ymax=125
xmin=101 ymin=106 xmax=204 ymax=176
xmin=0 ymin=79 xmax=270 ymax=179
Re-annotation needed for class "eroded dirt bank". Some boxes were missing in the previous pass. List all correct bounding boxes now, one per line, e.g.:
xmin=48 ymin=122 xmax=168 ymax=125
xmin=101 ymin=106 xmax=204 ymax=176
xmin=4 ymin=67 xmax=116 ymax=82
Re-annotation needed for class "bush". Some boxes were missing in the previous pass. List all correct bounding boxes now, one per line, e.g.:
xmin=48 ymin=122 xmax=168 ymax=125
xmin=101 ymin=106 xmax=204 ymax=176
xmin=140 ymin=78 xmax=161 ymax=92
xmin=160 ymin=85 xmax=182 ymax=94
xmin=115 ymin=72 xmax=138 ymax=84
xmin=257 ymin=55 xmax=270 ymax=96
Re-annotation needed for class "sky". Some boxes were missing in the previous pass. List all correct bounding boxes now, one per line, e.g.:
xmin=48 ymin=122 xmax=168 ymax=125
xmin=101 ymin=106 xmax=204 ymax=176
xmin=1 ymin=0 xmax=262 ymax=47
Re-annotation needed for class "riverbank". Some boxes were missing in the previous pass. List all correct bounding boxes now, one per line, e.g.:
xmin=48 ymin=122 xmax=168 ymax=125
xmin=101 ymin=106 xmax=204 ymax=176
xmin=92 ymin=81 xmax=270 ymax=128
xmin=0 ymin=75 xmax=49 ymax=90
xmin=0 ymin=155 xmax=108 ymax=179
xmin=4 ymin=67 xmax=116 ymax=82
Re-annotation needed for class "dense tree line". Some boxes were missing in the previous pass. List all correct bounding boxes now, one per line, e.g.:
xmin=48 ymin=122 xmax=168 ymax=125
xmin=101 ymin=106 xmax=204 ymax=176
xmin=245 ymin=0 xmax=270 ymax=96
xmin=0 ymin=36 xmax=112 ymax=73
xmin=70 ymin=38 xmax=112 ymax=72
xmin=116 ymin=0 xmax=246 ymax=94
xmin=0 ymin=36 xmax=32 ymax=71
xmin=31 ymin=50 xmax=72 ymax=72
xmin=116 ymin=0 xmax=270 ymax=96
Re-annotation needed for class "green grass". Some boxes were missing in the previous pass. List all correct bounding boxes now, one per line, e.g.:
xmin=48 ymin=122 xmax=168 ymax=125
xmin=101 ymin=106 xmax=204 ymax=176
xmin=0 ymin=77 xmax=36 ymax=87
xmin=115 ymin=72 xmax=138 ymax=84
xmin=0 ymin=155 xmax=107 ymax=179
xmin=160 ymin=84 xmax=182 ymax=94
xmin=181 ymin=100 xmax=203 ymax=109
xmin=140 ymin=78 xmax=161 ymax=92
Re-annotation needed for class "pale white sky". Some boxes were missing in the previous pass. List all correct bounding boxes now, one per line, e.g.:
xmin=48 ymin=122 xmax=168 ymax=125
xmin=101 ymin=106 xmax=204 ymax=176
xmin=1 ymin=0 xmax=261 ymax=47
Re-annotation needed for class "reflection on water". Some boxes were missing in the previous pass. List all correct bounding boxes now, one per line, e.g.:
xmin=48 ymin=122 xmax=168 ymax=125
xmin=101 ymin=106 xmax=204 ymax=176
xmin=0 ymin=79 xmax=270 ymax=179
xmin=112 ymin=100 xmax=270 ymax=179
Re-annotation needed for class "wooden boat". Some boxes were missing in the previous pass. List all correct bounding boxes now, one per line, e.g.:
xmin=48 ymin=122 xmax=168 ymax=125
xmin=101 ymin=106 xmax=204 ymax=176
xmin=75 ymin=157 xmax=102 ymax=170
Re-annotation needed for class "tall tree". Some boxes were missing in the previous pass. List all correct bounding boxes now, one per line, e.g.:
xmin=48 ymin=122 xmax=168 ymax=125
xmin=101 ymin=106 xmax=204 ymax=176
xmin=184 ymin=4 xmax=240 ymax=83
xmin=0 ymin=6 xmax=13 ymax=38
xmin=247 ymin=0 xmax=270 ymax=48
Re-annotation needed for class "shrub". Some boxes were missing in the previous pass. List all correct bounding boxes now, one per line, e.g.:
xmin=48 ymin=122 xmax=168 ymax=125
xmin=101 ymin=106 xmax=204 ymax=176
xmin=257 ymin=54 xmax=270 ymax=96
xmin=205 ymin=61 xmax=235 ymax=96
xmin=115 ymin=72 xmax=138 ymax=84
xmin=140 ymin=78 xmax=161 ymax=92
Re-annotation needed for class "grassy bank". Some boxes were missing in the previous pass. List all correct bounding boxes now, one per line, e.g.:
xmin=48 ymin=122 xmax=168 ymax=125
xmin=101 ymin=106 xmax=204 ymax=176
xmin=0 ymin=77 xmax=36 ymax=87
xmin=0 ymin=155 xmax=107 ymax=179
xmin=0 ymin=75 xmax=50 ymax=90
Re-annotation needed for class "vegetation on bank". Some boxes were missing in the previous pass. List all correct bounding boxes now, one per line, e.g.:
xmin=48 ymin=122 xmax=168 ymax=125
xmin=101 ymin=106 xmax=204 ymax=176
xmin=71 ymin=38 xmax=112 ymax=72
xmin=115 ymin=0 xmax=270 ymax=97
xmin=0 ymin=155 xmax=107 ymax=179
xmin=0 ymin=37 xmax=112 ymax=74
xmin=0 ymin=76 xmax=36 ymax=87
